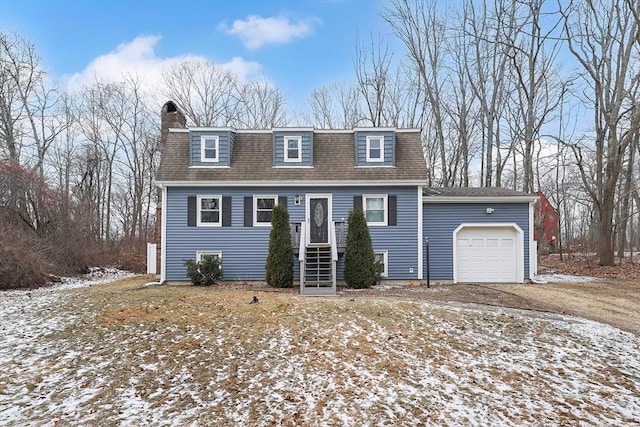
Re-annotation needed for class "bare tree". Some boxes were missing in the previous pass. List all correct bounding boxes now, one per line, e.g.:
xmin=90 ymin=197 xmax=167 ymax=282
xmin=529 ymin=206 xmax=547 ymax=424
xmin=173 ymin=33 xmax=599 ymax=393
xmin=560 ymin=0 xmax=640 ymax=265
xmin=234 ymin=80 xmax=287 ymax=128
xmin=354 ymin=32 xmax=392 ymax=127
xmin=0 ymin=32 xmax=41 ymax=164
xmin=444 ymin=27 xmax=481 ymax=187
xmin=306 ymin=85 xmax=337 ymax=129
xmin=304 ymin=81 xmax=362 ymax=129
xmin=499 ymin=0 xmax=565 ymax=193
xmin=462 ymin=0 xmax=514 ymax=187
xmin=159 ymin=59 xmax=239 ymax=127
xmin=383 ymin=0 xmax=450 ymax=185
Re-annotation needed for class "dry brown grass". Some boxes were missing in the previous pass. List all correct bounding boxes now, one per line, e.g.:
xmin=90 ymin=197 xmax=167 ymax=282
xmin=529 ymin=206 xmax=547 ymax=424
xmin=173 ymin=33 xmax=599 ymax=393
xmin=2 ymin=276 xmax=639 ymax=426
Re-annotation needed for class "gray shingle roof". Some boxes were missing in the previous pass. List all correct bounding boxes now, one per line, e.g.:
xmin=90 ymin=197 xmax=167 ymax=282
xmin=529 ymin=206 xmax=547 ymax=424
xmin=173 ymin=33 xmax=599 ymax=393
xmin=156 ymin=130 xmax=428 ymax=184
xmin=424 ymin=187 xmax=535 ymax=197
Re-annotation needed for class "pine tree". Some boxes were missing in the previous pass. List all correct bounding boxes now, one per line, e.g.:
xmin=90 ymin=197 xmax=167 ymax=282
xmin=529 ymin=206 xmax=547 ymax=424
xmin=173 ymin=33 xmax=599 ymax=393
xmin=344 ymin=208 xmax=377 ymax=288
xmin=265 ymin=203 xmax=294 ymax=287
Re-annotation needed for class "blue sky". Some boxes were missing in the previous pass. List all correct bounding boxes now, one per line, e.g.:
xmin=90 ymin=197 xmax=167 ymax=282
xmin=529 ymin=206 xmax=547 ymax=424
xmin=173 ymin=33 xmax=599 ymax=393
xmin=1 ymin=0 xmax=394 ymax=110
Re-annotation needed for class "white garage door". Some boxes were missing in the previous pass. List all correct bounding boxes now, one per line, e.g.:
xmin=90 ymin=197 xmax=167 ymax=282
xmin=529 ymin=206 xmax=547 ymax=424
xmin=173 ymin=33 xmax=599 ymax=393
xmin=456 ymin=226 xmax=518 ymax=283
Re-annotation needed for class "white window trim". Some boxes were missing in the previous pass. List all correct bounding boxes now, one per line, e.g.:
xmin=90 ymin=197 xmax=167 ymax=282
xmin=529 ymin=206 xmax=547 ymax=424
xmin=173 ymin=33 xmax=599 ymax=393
xmin=197 ymin=195 xmax=222 ymax=227
xmin=200 ymin=135 xmax=219 ymax=163
xmin=284 ymin=136 xmax=302 ymax=162
xmin=366 ymin=135 xmax=384 ymax=162
xmin=196 ymin=251 xmax=222 ymax=263
xmin=363 ymin=194 xmax=388 ymax=226
xmin=374 ymin=250 xmax=388 ymax=277
xmin=253 ymin=195 xmax=278 ymax=227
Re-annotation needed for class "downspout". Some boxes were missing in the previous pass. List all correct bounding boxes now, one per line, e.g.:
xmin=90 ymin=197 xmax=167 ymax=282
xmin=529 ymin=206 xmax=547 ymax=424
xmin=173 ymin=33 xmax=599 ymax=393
xmin=160 ymin=184 xmax=168 ymax=283
xmin=529 ymin=199 xmax=537 ymax=278
xmin=417 ymin=186 xmax=424 ymax=280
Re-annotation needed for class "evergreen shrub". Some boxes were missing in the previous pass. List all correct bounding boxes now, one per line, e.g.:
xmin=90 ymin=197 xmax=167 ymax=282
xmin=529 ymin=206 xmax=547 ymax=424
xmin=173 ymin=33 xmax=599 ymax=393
xmin=265 ymin=203 xmax=294 ymax=287
xmin=344 ymin=208 xmax=378 ymax=288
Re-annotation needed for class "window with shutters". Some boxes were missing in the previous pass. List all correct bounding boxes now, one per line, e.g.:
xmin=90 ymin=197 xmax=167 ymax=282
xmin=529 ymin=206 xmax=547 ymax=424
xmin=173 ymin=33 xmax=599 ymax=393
xmin=363 ymin=194 xmax=387 ymax=226
xmin=253 ymin=195 xmax=278 ymax=226
xmin=197 ymin=195 xmax=222 ymax=226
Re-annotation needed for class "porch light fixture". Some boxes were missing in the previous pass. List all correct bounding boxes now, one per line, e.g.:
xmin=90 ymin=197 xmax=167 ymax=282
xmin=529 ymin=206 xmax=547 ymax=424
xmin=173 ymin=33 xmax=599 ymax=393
xmin=486 ymin=207 xmax=494 ymax=214
xmin=294 ymin=194 xmax=302 ymax=205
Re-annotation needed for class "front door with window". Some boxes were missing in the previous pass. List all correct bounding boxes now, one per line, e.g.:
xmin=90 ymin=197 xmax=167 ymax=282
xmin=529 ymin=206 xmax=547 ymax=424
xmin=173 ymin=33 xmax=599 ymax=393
xmin=306 ymin=195 xmax=331 ymax=245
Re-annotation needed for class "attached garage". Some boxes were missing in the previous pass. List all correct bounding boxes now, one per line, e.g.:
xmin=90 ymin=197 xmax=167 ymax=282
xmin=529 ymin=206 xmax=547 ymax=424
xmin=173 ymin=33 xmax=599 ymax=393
xmin=422 ymin=187 xmax=538 ymax=284
xmin=454 ymin=224 xmax=523 ymax=283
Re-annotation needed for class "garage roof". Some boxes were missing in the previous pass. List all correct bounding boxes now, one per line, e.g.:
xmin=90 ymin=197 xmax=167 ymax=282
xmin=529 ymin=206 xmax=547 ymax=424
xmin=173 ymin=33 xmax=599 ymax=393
xmin=423 ymin=187 xmax=538 ymax=203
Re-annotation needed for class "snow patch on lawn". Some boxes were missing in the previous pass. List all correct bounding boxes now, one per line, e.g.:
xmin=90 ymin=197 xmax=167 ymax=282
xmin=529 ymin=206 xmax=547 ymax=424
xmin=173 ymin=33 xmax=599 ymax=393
xmin=532 ymin=273 xmax=602 ymax=284
xmin=1 ymin=276 xmax=639 ymax=426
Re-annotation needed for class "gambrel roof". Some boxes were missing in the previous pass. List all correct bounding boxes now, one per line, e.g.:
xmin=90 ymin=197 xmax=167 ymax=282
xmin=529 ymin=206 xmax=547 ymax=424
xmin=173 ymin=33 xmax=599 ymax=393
xmin=156 ymin=129 xmax=428 ymax=185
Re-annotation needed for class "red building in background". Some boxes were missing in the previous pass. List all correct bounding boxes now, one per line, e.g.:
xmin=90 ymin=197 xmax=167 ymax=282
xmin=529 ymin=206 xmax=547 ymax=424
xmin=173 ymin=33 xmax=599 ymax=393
xmin=534 ymin=191 xmax=559 ymax=253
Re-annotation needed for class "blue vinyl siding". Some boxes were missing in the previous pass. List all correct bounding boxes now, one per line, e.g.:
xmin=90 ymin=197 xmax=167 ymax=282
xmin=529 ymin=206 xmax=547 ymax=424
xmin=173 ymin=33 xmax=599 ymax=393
xmin=190 ymin=130 xmax=233 ymax=167
xmin=423 ymin=202 xmax=530 ymax=280
xmin=354 ymin=130 xmax=395 ymax=167
xmin=165 ymin=186 xmax=420 ymax=281
xmin=273 ymin=131 xmax=313 ymax=167
xmin=229 ymin=132 xmax=235 ymax=160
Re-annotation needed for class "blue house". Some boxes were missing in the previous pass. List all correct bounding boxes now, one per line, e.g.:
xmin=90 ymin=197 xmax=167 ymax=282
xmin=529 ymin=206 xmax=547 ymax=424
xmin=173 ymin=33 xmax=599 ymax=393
xmin=156 ymin=101 xmax=538 ymax=295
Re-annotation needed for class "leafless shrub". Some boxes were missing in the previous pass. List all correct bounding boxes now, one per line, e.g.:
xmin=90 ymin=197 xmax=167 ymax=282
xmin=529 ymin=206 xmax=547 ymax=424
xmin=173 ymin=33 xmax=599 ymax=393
xmin=0 ymin=227 xmax=52 ymax=289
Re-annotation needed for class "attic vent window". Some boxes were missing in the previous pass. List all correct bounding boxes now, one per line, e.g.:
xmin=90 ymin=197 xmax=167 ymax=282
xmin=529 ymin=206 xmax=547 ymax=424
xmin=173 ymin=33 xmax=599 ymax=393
xmin=284 ymin=136 xmax=302 ymax=162
xmin=366 ymin=136 xmax=384 ymax=162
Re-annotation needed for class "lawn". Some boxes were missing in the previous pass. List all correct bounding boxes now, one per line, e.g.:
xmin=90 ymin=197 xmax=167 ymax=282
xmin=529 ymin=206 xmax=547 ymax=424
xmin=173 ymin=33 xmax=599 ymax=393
xmin=1 ymin=274 xmax=639 ymax=426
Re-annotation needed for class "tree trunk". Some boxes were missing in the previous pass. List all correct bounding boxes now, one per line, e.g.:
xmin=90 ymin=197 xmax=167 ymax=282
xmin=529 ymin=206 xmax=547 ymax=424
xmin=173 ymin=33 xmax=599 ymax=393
xmin=598 ymin=193 xmax=615 ymax=265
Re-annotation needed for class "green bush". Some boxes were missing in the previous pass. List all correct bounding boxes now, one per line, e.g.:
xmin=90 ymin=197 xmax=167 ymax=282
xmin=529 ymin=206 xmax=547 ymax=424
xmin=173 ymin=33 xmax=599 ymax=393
xmin=185 ymin=255 xmax=223 ymax=286
xmin=344 ymin=208 xmax=378 ymax=289
xmin=265 ymin=203 xmax=294 ymax=288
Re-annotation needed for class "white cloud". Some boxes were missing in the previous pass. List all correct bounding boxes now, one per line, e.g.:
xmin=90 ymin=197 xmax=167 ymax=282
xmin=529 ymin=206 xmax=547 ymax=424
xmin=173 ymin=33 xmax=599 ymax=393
xmin=219 ymin=56 xmax=263 ymax=80
xmin=219 ymin=15 xmax=318 ymax=50
xmin=64 ymin=35 xmax=263 ymax=91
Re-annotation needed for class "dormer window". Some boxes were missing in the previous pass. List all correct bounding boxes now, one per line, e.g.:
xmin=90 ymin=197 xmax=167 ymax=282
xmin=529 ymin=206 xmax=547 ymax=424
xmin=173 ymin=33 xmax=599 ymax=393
xmin=284 ymin=136 xmax=302 ymax=162
xmin=201 ymin=135 xmax=219 ymax=163
xmin=366 ymin=136 xmax=384 ymax=162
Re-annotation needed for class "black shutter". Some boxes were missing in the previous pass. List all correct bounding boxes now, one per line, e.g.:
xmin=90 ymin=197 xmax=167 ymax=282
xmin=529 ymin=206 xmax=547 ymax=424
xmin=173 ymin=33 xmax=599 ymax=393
xmin=279 ymin=196 xmax=288 ymax=210
xmin=244 ymin=196 xmax=253 ymax=227
xmin=187 ymin=196 xmax=197 ymax=226
xmin=388 ymin=195 xmax=397 ymax=226
xmin=222 ymin=196 xmax=232 ymax=227
xmin=353 ymin=195 xmax=362 ymax=211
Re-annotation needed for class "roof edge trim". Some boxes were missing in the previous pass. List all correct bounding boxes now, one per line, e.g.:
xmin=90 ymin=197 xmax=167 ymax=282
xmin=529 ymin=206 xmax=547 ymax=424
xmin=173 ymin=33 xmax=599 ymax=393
xmin=423 ymin=195 xmax=539 ymax=203
xmin=157 ymin=180 xmax=426 ymax=187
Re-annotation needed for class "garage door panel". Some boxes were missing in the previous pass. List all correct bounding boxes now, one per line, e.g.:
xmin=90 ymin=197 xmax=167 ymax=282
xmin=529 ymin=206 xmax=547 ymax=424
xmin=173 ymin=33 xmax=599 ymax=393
xmin=456 ymin=226 xmax=518 ymax=283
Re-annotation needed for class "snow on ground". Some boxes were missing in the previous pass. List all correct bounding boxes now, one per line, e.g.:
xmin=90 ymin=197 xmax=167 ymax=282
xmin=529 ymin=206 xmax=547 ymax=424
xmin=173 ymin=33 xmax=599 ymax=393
xmin=0 ymin=273 xmax=639 ymax=426
xmin=531 ymin=273 xmax=602 ymax=284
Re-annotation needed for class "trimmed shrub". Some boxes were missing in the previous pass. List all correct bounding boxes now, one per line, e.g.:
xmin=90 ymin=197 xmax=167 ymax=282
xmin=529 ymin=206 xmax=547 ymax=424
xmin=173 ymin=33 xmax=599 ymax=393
xmin=265 ymin=203 xmax=294 ymax=287
xmin=185 ymin=255 xmax=223 ymax=286
xmin=344 ymin=208 xmax=377 ymax=288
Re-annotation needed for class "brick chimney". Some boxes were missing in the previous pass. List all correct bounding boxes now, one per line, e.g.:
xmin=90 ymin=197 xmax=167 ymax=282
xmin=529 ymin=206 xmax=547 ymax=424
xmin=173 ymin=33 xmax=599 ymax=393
xmin=161 ymin=100 xmax=186 ymax=145
xmin=156 ymin=101 xmax=186 ymax=275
